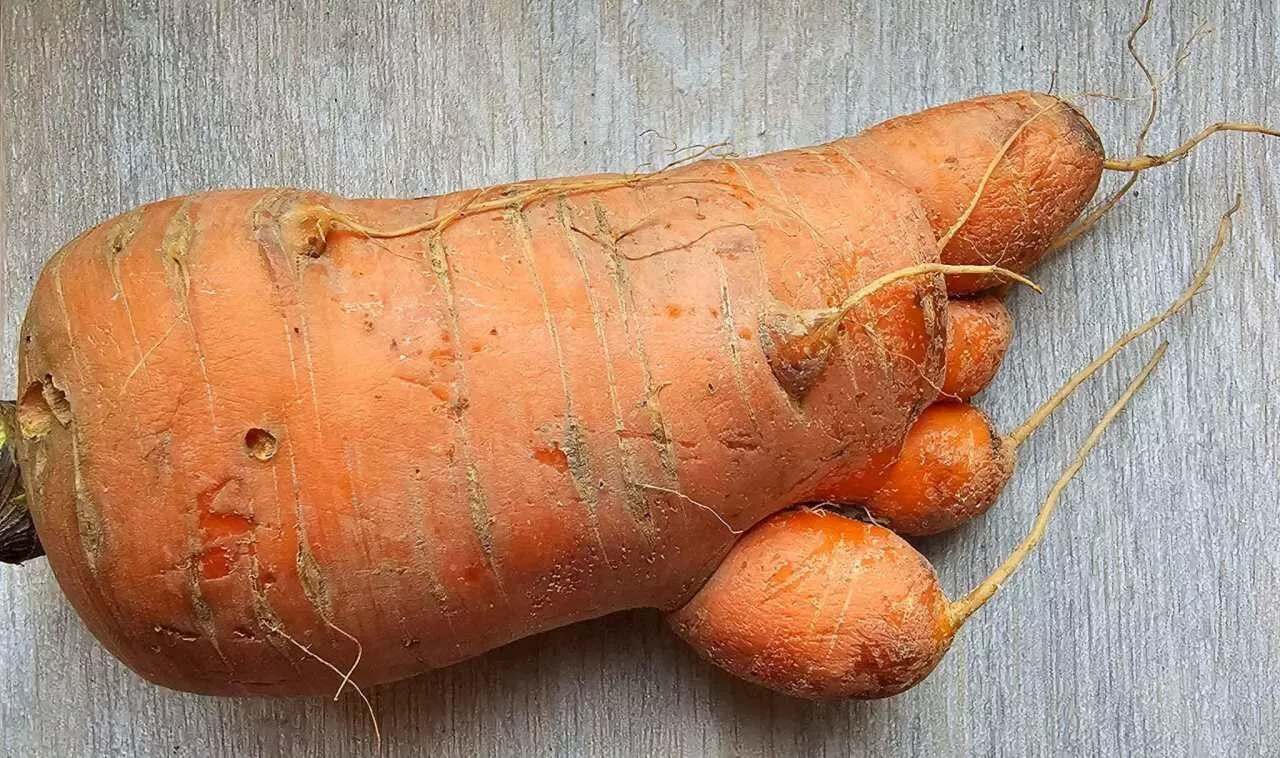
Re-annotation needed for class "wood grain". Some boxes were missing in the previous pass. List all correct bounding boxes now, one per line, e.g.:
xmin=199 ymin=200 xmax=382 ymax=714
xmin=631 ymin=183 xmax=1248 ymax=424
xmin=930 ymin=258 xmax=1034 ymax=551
xmin=1 ymin=1 xmax=1276 ymax=755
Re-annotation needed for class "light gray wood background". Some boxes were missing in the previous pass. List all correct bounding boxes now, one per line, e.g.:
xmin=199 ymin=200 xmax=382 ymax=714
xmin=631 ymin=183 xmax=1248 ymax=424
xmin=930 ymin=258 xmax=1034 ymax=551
xmin=1 ymin=1 xmax=1276 ymax=756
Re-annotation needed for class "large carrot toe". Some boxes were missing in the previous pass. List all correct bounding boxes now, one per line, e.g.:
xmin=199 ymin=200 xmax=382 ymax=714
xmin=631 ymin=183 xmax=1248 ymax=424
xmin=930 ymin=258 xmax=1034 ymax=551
xmin=667 ymin=508 xmax=954 ymax=699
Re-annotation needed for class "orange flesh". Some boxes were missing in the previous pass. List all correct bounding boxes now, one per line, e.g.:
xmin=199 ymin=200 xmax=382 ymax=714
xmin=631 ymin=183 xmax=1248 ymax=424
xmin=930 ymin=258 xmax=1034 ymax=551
xmin=842 ymin=93 xmax=1103 ymax=293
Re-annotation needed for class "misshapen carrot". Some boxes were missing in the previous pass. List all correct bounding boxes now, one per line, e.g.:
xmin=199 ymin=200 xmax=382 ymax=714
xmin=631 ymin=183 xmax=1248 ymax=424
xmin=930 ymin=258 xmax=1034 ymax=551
xmin=0 ymin=77 xmax=1258 ymax=705
xmin=864 ymin=402 xmax=1013 ymax=536
xmin=2 ymin=92 xmax=1096 ymax=696
xmin=845 ymin=204 xmax=1238 ymax=536
xmin=838 ymin=94 xmax=1104 ymax=294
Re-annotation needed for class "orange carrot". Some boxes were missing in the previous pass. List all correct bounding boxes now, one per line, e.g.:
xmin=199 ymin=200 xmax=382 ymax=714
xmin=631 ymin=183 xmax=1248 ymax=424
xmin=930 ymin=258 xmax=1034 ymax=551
xmin=839 ymin=93 xmax=1103 ymax=294
xmin=0 ymin=84 xmax=1255 ymax=704
xmin=864 ymin=402 xmax=1013 ymax=536
xmin=942 ymin=296 xmax=1013 ymax=400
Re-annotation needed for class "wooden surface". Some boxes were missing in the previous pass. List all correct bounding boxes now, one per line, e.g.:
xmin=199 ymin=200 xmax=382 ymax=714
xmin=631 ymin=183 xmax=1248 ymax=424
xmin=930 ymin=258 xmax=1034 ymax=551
xmin=1 ymin=1 xmax=1276 ymax=755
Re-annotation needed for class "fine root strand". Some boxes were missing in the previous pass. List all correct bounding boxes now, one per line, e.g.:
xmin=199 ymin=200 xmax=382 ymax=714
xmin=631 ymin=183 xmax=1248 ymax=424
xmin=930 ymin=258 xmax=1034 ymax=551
xmin=633 ymin=481 xmax=743 ymax=535
xmin=616 ymin=223 xmax=755 ymax=261
xmin=1102 ymin=121 xmax=1280 ymax=172
xmin=119 ymin=318 xmax=181 ymax=394
xmin=269 ymin=623 xmax=381 ymax=749
xmin=1097 ymin=0 xmax=1275 ymax=173
xmin=948 ymin=341 xmax=1168 ymax=628
xmin=1048 ymin=173 xmax=1140 ymax=252
xmin=1053 ymin=4 xmax=1264 ymax=248
xmin=1166 ymin=21 xmax=1213 ymax=80
xmin=1051 ymin=0 xmax=1158 ymax=251
xmin=324 ymin=619 xmax=364 ymax=701
xmin=936 ymin=99 xmax=1059 ymax=252
xmin=299 ymin=142 xmax=737 ymax=251
xmin=1056 ymin=91 xmax=1143 ymax=104
xmin=812 ymin=263 xmax=1040 ymax=342
xmin=1006 ymin=195 xmax=1240 ymax=449
xmin=1129 ymin=0 xmax=1160 ymax=155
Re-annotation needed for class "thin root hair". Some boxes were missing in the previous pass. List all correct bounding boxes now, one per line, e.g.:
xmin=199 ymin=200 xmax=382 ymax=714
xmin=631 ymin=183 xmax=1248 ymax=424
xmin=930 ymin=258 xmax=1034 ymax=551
xmin=936 ymin=99 xmax=1061 ymax=252
xmin=1051 ymin=4 xmax=1258 ymax=248
xmin=634 ymin=481 xmax=743 ymax=535
xmin=948 ymin=341 xmax=1168 ymax=628
xmin=812 ymin=263 xmax=1040 ymax=343
xmin=1007 ymin=196 xmax=1241 ymax=450
xmin=268 ymin=623 xmax=382 ymax=750
xmin=1050 ymin=0 xmax=1159 ymax=250
xmin=1103 ymin=122 xmax=1280 ymax=172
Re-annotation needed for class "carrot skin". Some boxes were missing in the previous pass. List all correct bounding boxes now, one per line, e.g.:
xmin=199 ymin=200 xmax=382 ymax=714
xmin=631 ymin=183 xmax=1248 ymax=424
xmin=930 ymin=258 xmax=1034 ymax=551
xmin=943 ymin=295 xmax=1014 ymax=400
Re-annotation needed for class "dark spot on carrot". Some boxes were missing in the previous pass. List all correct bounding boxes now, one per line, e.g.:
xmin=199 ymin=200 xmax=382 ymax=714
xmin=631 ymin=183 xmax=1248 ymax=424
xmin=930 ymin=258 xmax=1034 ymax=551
xmin=738 ymin=327 xmax=754 ymax=340
xmin=666 ymin=304 xmax=683 ymax=318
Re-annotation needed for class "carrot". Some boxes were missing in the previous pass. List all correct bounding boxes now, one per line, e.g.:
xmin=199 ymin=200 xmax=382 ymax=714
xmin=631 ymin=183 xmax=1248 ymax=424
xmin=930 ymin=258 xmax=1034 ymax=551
xmin=837 ymin=93 xmax=1104 ymax=294
xmin=863 ymin=402 xmax=1013 ymax=536
xmin=942 ymin=295 xmax=1013 ymax=400
xmin=846 ymin=201 xmax=1239 ymax=536
xmin=669 ymin=344 xmax=1166 ymax=699
xmin=0 ymin=76 xmax=1265 ymax=705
